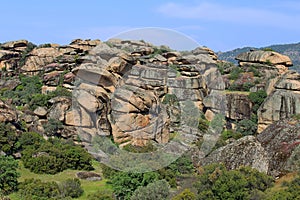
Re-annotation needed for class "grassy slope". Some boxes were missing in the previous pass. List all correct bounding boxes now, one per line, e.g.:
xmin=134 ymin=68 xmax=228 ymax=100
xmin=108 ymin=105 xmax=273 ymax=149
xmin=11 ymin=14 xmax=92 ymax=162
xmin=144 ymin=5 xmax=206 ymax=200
xmin=9 ymin=160 xmax=113 ymax=200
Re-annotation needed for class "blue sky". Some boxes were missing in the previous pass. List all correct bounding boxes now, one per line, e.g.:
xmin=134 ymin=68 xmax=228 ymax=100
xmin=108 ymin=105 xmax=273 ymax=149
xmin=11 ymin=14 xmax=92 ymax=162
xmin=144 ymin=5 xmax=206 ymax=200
xmin=1 ymin=0 xmax=300 ymax=51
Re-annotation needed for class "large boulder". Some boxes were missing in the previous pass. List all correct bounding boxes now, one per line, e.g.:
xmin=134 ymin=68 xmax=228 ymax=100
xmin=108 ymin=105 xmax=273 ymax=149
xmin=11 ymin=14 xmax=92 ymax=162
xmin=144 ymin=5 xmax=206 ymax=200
xmin=199 ymin=117 xmax=300 ymax=177
xmin=236 ymin=50 xmax=293 ymax=77
xmin=257 ymin=118 xmax=300 ymax=177
xmin=0 ymin=100 xmax=17 ymax=122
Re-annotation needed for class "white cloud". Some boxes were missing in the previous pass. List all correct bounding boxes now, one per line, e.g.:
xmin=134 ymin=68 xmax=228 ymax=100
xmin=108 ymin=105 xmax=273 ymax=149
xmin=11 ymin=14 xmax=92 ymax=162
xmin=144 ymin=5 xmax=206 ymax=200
xmin=157 ymin=2 xmax=300 ymax=29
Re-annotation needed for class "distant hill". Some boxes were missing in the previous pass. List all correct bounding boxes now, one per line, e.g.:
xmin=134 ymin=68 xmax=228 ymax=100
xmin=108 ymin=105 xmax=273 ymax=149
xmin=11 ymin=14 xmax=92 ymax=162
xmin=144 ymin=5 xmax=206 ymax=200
xmin=217 ymin=42 xmax=300 ymax=72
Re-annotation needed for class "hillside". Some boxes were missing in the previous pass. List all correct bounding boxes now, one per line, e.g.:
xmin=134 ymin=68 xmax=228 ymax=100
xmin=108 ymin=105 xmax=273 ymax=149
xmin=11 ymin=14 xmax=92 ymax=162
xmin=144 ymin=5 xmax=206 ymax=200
xmin=217 ymin=42 xmax=300 ymax=72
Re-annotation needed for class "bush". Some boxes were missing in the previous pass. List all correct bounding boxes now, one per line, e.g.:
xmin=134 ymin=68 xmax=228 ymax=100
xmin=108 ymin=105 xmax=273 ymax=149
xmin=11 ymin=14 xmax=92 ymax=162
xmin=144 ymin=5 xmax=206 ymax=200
xmin=0 ymin=156 xmax=20 ymax=195
xmin=59 ymin=178 xmax=83 ymax=198
xmin=110 ymin=171 xmax=159 ymax=200
xmin=0 ymin=123 xmax=19 ymax=155
xmin=131 ymin=179 xmax=170 ymax=200
xmin=18 ymin=178 xmax=84 ymax=199
xmin=236 ymin=119 xmax=257 ymax=136
xmin=229 ymin=67 xmax=243 ymax=80
xmin=18 ymin=179 xmax=61 ymax=200
xmin=87 ymin=189 xmax=114 ymax=200
xmin=172 ymin=189 xmax=196 ymax=200
xmin=195 ymin=163 xmax=274 ymax=200
xmin=248 ymin=90 xmax=267 ymax=112
xmin=43 ymin=118 xmax=63 ymax=137
xmin=21 ymin=137 xmax=93 ymax=174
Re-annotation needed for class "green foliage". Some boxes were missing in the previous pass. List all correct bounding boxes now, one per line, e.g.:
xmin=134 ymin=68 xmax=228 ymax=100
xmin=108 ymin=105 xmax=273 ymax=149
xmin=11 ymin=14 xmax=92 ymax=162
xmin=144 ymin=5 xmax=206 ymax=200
xmin=18 ymin=42 xmax=37 ymax=67
xmin=220 ymin=129 xmax=242 ymax=140
xmin=47 ymin=86 xmax=72 ymax=98
xmin=158 ymin=154 xmax=194 ymax=188
xmin=229 ymin=67 xmax=243 ymax=80
xmin=1 ymin=75 xmax=71 ymax=110
xmin=228 ymin=81 xmax=255 ymax=91
xmin=18 ymin=178 xmax=83 ymax=200
xmin=236 ymin=119 xmax=257 ymax=136
xmin=18 ymin=179 xmax=61 ymax=200
xmin=1 ymin=75 xmax=43 ymax=109
xmin=131 ymin=179 xmax=170 ymax=200
xmin=172 ymin=189 xmax=196 ymax=200
xmin=123 ymin=143 xmax=156 ymax=153
xmin=248 ymin=90 xmax=267 ymax=112
xmin=43 ymin=118 xmax=63 ymax=137
xmin=21 ymin=136 xmax=93 ymax=174
xmin=18 ymin=132 xmax=44 ymax=150
xmin=198 ymin=118 xmax=209 ymax=132
xmin=100 ymin=164 xmax=118 ymax=179
xmin=110 ymin=171 xmax=159 ymax=200
xmin=0 ymin=123 xmax=19 ymax=155
xmin=196 ymin=163 xmax=274 ymax=200
xmin=87 ymin=189 xmax=114 ymax=200
xmin=59 ymin=178 xmax=83 ymax=198
xmin=0 ymin=156 xmax=20 ymax=195
xmin=263 ymin=48 xmax=274 ymax=51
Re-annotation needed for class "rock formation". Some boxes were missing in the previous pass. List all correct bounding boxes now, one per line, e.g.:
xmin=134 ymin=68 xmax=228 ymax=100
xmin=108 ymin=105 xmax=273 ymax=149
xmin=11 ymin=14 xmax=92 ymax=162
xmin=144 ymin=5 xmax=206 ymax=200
xmin=257 ymin=71 xmax=300 ymax=133
xmin=199 ymin=117 xmax=300 ymax=177
xmin=236 ymin=50 xmax=292 ymax=76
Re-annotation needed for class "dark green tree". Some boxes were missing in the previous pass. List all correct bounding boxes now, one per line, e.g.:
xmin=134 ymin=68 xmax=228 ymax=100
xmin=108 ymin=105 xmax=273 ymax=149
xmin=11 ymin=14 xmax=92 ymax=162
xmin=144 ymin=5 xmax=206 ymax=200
xmin=131 ymin=179 xmax=170 ymax=200
xmin=111 ymin=171 xmax=159 ymax=200
xmin=0 ymin=123 xmax=19 ymax=155
xmin=0 ymin=156 xmax=20 ymax=195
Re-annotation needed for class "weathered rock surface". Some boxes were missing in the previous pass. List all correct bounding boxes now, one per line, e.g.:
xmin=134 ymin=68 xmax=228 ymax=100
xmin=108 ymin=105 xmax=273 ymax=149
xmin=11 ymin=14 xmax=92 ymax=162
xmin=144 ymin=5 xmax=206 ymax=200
xmin=236 ymin=50 xmax=293 ymax=79
xmin=257 ymin=118 xmax=300 ymax=177
xmin=199 ymin=117 xmax=300 ymax=177
xmin=0 ymin=100 xmax=17 ymax=122
xmin=199 ymin=136 xmax=269 ymax=174
xmin=258 ymin=71 xmax=300 ymax=133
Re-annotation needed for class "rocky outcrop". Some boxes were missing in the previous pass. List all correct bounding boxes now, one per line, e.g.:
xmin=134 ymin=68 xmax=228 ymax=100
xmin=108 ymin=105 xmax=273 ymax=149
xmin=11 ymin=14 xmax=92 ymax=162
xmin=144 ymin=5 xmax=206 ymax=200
xmin=71 ymin=40 xmax=221 ymax=146
xmin=199 ymin=136 xmax=269 ymax=174
xmin=199 ymin=117 xmax=300 ymax=177
xmin=257 ymin=71 xmax=300 ymax=133
xmin=257 ymin=118 xmax=300 ymax=177
xmin=236 ymin=50 xmax=292 ymax=76
xmin=0 ymin=100 xmax=17 ymax=123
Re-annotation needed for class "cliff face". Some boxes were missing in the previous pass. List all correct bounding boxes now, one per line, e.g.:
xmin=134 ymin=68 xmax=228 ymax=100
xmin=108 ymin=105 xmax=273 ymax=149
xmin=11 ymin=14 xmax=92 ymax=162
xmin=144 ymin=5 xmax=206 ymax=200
xmin=257 ymin=71 xmax=300 ymax=133
xmin=0 ymin=39 xmax=221 ymax=148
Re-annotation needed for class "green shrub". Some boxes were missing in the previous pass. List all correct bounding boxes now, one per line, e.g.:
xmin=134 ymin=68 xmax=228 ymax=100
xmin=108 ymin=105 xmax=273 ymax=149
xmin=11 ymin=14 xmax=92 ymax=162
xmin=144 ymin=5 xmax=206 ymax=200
xmin=87 ymin=189 xmax=114 ymax=200
xmin=172 ymin=188 xmax=196 ymax=200
xmin=236 ymin=119 xmax=257 ymax=136
xmin=229 ymin=67 xmax=243 ymax=80
xmin=0 ymin=123 xmax=19 ymax=155
xmin=43 ymin=118 xmax=63 ymax=137
xmin=0 ymin=156 xmax=20 ymax=195
xmin=18 ymin=179 xmax=61 ymax=200
xmin=21 ymin=138 xmax=93 ymax=174
xmin=248 ymin=90 xmax=267 ymax=112
xmin=131 ymin=179 xmax=170 ymax=200
xmin=195 ymin=163 xmax=274 ymax=200
xmin=59 ymin=178 xmax=83 ymax=198
xmin=110 ymin=171 xmax=159 ymax=200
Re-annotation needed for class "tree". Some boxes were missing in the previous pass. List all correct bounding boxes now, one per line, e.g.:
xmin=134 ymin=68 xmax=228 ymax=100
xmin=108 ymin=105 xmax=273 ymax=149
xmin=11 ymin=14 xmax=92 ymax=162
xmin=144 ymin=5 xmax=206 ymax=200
xmin=111 ymin=171 xmax=159 ymax=200
xmin=59 ymin=178 xmax=83 ymax=198
xmin=236 ymin=119 xmax=257 ymax=136
xmin=0 ymin=123 xmax=19 ymax=156
xmin=0 ymin=156 xmax=20 ymax=195
xmin=172 ymin=189 xmax=196 ymax=200
xmin=195 ymin=163 xmax=274 ymax=200
xmin=131 ymin=179 xmax=170 ymax=200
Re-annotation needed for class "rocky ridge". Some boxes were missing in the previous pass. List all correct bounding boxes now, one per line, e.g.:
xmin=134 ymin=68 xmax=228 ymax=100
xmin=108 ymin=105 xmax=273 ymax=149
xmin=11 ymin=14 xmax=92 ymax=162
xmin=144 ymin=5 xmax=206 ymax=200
xmin=0 ymin=39 xmax=299 ymax=176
